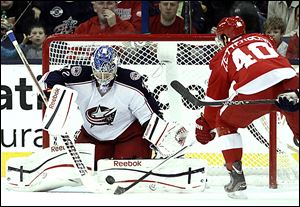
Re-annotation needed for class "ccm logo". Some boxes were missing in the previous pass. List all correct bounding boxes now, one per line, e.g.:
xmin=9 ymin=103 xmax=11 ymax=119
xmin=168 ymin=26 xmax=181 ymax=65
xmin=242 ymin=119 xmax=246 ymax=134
xmin=49 ymin=88 xmax=60 ymax=109
xmin=114 ymin=161 xmax=142 ymax=167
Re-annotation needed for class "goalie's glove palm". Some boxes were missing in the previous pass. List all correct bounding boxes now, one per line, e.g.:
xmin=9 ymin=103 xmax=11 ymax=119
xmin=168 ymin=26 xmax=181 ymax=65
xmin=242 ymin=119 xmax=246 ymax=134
xmin=195 ymin=114 xmax=215 ymax=145
xmin=143 ymin=114 xmax=189 ymax=158
xmin=155 ymin=123 xmax=188 ymax=157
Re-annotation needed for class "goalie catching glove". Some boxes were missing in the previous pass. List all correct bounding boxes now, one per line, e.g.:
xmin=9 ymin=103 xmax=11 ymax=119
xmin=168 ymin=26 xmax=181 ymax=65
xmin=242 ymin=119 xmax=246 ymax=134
xmin=275 ymin=90 xmax=299 ymax=112
xmin=195 ymin=113 xmax=216 ymax=145
xmin=143 ymin=113 xmax=188 ymax=157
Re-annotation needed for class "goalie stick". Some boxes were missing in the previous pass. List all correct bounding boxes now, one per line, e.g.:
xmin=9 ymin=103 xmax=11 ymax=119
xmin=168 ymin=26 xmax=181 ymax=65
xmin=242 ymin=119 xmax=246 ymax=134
xmin=170 ymin=80 xmax=277 ymax=106
xmin=6 ymin=30 xmax=102 ymax=193
xmin=113 ymin=141 xmax=195 ymax=195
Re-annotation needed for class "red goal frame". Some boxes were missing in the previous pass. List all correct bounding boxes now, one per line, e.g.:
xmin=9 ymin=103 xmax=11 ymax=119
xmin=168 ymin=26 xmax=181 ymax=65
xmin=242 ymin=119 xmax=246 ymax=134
xmin=42 ymin=34 xmax=278 ymax=188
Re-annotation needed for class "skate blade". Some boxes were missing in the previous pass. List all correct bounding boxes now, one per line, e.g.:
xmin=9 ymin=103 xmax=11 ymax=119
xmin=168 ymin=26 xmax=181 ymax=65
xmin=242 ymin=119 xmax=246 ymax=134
xmin=227 ymin=190 xmax=248 ymax=199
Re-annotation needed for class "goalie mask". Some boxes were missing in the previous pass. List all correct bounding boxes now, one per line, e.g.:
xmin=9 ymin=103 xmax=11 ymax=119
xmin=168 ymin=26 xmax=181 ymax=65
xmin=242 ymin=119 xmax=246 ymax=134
xmin=90 ymin=45 xmax=119 ymax=94
xmin=215 ymin=16 xmax=246 ymax=47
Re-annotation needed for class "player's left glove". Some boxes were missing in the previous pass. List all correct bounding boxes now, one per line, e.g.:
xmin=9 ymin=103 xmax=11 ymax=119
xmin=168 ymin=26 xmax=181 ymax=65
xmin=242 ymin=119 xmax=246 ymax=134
xmin=195 ymin=113 xmax=216 ymax=145
xmin=275 ymin=90 xmax=299 ymax=112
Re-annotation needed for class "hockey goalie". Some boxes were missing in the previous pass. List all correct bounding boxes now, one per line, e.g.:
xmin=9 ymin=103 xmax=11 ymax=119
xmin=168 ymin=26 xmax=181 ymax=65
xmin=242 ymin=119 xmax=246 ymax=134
xmin=3 ymin=30 xmax=207 ymax=192
xmin=5 ymin=83 xmax=207 ymax=193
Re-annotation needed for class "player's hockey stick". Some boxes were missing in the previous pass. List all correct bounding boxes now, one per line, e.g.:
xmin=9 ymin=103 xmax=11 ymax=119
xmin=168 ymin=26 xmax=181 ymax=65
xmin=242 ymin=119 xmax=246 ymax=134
xmin=6 ymin=30 xmax=102 ymax=193
xmin=171 ymin=80 xmax=277 ymax=106
xmin=114 ymin=141 xmax=195 ymax=195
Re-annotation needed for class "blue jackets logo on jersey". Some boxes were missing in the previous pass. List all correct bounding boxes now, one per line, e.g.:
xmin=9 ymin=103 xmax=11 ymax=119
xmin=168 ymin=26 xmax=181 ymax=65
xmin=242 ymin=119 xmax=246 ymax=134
xmin=129 ymin=72 xmax=141 ymax=80
xmin=85 ymin=105 xmax=116 ymax=126
xmin=70 ymin=66 xmax=82 ymax=77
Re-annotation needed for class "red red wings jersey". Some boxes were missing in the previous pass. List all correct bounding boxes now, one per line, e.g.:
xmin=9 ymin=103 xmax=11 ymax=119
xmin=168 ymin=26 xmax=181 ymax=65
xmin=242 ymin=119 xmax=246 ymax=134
xmin=207 ymin=33 xmax=297 ymax=100
xmin=204 ymin=33 xmax=297 ymax=129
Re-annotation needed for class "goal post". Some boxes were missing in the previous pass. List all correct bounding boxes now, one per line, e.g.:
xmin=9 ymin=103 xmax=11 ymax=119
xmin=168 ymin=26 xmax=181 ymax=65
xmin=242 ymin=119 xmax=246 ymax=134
xmin=42 ymin=34 xmax=298 ymax=188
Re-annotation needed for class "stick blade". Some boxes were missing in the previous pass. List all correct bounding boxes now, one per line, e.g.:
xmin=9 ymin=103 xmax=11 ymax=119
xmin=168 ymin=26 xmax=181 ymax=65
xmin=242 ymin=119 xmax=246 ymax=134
xmin=170 ymin=80 xmax=203 ymax=107
xmin=170 ymin=80 xmax=186 ymax=94
xmin=114 ymin=186 xmax=127 ymax=195
xmin=170 ymin=80 xmax=192 ymax=101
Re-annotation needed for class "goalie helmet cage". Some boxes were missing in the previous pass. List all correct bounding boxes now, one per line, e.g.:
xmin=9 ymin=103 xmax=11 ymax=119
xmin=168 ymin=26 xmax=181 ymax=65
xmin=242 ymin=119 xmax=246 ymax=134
xmin=42 ymin=34 xmax=298 ymax=189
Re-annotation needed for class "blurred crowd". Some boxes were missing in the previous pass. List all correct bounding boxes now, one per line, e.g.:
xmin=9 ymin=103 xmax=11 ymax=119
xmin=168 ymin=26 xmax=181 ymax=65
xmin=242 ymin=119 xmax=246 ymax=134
xmin=1 ymin=1 xmax=299 ymax=62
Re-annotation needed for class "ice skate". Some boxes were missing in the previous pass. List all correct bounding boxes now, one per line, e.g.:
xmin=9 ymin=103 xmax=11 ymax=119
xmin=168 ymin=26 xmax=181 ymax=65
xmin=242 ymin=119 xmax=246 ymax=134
xmin=224 ymin=161 xmax=247 ymax=199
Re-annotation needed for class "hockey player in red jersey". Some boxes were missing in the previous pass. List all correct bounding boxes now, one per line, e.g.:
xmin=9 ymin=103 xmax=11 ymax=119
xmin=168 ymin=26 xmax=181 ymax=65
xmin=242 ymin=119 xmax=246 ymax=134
xmin=195 ymin=16 xmax=299 ymax=195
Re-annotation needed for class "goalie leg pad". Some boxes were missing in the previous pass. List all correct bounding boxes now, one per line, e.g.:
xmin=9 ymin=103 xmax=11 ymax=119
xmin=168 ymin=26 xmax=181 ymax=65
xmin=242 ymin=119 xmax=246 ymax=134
xmin=5 ymin=143 xmax=95 ymax=192
xmin=97 ymin=158 xmax=207 ymax=193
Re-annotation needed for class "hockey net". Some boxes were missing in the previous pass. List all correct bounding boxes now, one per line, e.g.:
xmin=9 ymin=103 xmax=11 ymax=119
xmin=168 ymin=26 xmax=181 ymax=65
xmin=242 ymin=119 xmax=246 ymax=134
xmin=42 ymin=34 xmax=298 ymax=187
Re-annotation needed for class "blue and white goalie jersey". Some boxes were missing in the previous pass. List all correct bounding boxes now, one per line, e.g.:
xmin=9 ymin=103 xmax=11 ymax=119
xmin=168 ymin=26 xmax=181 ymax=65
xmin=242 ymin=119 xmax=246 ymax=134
xmin=42 ymin=65 xmax=161 ymax=141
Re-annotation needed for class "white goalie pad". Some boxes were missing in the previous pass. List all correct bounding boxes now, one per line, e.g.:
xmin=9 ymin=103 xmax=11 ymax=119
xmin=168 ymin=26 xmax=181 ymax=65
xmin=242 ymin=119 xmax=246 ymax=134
xmin=5 ymin=143 xmax=95 ymax=192
xmin=143 ymin=113 xmax=189 ymax=157
xmin=42 ymin=84 xmax=79 ymax=136
xmin=97 ymin=158 xmax=207 ymax=193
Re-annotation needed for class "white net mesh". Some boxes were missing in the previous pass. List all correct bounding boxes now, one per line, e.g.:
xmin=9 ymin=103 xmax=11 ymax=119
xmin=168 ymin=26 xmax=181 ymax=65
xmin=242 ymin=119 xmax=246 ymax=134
xmin=43 ymin=34 xmax=299 ymax=186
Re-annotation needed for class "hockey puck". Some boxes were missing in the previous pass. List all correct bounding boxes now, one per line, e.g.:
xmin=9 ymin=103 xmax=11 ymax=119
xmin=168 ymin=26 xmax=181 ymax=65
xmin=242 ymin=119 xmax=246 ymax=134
xmin=105 ymin=175 xmax=115 ymax=185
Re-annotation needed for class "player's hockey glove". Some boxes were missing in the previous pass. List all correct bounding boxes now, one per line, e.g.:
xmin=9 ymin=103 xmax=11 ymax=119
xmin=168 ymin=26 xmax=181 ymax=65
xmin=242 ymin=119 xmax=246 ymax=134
xmin=275 ymin=90 xmax=299 ymax=112
xmin=195 ymin=113 xmax=216 ymax=145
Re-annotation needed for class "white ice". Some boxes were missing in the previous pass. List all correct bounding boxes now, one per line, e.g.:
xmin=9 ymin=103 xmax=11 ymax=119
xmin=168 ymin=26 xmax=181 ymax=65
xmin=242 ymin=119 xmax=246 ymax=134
xmin=2 ymin=179 xmax=299 ymax=206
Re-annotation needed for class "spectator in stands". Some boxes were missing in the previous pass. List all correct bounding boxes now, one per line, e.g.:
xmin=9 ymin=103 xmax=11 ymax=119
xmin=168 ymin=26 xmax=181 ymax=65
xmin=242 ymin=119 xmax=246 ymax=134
xmin=115 ymin=1 xmax=141 ymax=33
xmin=1 ymin=2 xmax=14 ymax=38
xmin=267 ymin=1 xmax=299 ymax=37
xmin=1 ymin=2 xmax=15 ymax=59
xmin=286 ymin=5 xmax=299 ymax=60
xmin=230 ymin=1 xmax=262 ymax=33
xmin=264 ymin=17 xmax=288 ymax=57
xmin=74 ymin=1 xmax=135 ymax=34
xmin=19 ymin=23 xmax=46 ymax=59
xmin=1 ymin=22 xmax=46 ymax=60
xmin=1 ymin=40 xmax=18 ymax=60
xmin=178 ymin=1 xmax=208 ymax=34
xmin=252 ymin=1 xmax=268 ymax=19
xmin=150 ymin=1 xmax=208 ymax=33
xmin=149 ymin=1 xmax=197 ymax=34
xmin=1 ymin=1 xmax=37 ymax=43
xmin=34 ymin=1 xmax=94 ymax=35
xmin=201 ymin=1 xmax=235 ymax=34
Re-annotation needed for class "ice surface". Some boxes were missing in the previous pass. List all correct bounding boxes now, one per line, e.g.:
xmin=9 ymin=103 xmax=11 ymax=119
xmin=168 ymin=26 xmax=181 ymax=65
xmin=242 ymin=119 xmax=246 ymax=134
xmin=1 ymin=178 xmax=299 ymax=206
